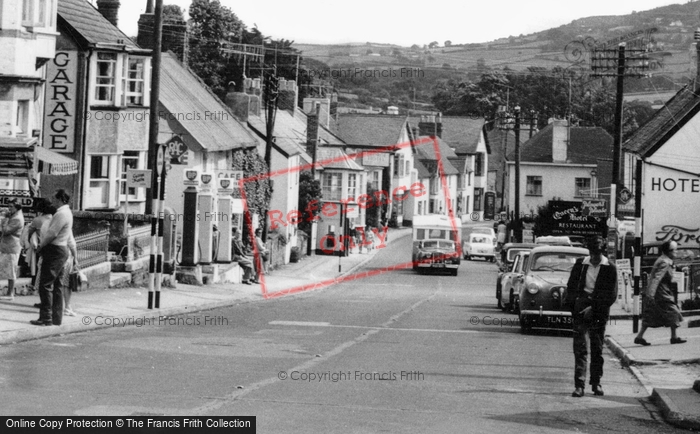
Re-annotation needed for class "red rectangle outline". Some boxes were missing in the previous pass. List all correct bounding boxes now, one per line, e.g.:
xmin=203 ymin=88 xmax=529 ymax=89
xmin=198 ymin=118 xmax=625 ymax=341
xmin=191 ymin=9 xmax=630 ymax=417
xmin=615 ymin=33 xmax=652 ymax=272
xmin=239 ymin=136 xmax=462 ymax=299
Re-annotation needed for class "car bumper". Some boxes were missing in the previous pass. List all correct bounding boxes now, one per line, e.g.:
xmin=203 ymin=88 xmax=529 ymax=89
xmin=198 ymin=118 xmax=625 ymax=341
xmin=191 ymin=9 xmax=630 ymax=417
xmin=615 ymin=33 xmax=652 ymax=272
xmin=416 ymin=263 xmax=459 ymax=269
xmin=520 ymin=310 xmax=573 ymax=328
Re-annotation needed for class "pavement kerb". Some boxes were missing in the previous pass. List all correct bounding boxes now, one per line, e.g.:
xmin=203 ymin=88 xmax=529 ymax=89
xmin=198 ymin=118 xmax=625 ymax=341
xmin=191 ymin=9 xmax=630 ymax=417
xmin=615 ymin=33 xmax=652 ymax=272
xmin=605 ymin=336 xmax=639 ymax=367
xmin=651 ymin=388 xmax=700 ymax=431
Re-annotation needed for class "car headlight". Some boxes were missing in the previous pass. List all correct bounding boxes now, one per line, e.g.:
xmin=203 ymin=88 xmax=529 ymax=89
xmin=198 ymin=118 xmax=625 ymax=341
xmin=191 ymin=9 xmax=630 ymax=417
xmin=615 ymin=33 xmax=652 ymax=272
xmin=527 ymin=282 xmax=541 ymax=294
xmin=552 ymin=286 xmax=566 ymax=299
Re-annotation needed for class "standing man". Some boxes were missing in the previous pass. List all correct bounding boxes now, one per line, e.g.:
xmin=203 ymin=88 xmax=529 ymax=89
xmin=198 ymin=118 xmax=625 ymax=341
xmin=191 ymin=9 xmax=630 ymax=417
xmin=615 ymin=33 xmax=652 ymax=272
xmin=0 ymin=199 xmax=25 ymax=300
xmin=32 ymin=190 xmax=76 ymax=326
xmin=496 ymin=220 xmax=507 ymax=250
xmin=564 ymin=235 xmax=618 ymax=397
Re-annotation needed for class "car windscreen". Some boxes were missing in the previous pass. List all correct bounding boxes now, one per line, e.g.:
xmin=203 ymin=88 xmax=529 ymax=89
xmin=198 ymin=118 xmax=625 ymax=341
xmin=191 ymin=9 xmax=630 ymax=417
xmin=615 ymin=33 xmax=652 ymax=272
xmin=422 ymin=241 xmax=455 ymax=249
xmin=530 ymin=252 xmax=584 ymax=272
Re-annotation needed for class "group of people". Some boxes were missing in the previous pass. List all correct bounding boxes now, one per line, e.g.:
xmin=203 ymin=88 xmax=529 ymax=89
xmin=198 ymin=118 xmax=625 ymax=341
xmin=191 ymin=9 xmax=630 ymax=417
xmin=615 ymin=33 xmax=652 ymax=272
xmin=564 ymin=236 xmax=686 ymax=398
xmin=231 ymin=227 xmax=269 ymax=285
xmin=0 ymin=189 xmax=79 ymax=326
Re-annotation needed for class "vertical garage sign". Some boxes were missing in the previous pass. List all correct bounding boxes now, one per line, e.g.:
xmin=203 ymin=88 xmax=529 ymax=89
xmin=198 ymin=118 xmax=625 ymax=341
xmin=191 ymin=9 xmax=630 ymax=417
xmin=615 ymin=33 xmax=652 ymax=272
xmin=44 ymin=51 xmax=77 ymax=153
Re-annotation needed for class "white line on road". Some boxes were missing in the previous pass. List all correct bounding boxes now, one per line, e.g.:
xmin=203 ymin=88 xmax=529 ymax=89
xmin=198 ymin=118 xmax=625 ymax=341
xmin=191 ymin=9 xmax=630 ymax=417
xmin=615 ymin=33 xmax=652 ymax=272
xmin=269 ymin=320 xmax=483 ymax=334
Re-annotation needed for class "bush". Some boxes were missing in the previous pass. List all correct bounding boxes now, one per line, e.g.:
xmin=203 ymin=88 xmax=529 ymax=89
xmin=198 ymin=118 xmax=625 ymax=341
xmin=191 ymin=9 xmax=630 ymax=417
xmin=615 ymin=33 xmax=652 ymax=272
xmin=681 ymin=297 xmax=700 ymax=311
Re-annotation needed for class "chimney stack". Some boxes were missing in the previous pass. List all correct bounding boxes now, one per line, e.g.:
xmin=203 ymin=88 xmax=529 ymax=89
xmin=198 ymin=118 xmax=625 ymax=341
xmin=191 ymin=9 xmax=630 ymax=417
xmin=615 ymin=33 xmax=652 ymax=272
xmin=418 ymin=113 xmax=442 ymax=138
xmin=96 ymin=0 xmax=120 ymax=27
xmin=137 ymin=1 xmax=189 ymax=64
xmin=551 ymin=119 xmax=568 ymax=163
xmin=278 ymin=79 xmax=299 ymax=114
xmin=306 ymin=103 xmax=320 ymax=156
xmin=303 ymin=97 xmax=331 ymax=129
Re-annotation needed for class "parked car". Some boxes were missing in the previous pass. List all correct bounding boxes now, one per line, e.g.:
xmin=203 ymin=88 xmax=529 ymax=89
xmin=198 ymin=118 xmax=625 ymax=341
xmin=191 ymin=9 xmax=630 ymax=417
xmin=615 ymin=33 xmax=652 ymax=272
xmin=518 ymin=245 xmax=589 ymax=333
xmin=496 ymin=243 xmax=537 ymax=310
xmin=463 ymin=233 xmax=496 ymax=261
xmin=462 ymin=226 xmax=497 ymax=246
xmin=566 ymin=235 xmax=587 ymax=248
xmin=498 ymin=250 xmax=531 ymax=311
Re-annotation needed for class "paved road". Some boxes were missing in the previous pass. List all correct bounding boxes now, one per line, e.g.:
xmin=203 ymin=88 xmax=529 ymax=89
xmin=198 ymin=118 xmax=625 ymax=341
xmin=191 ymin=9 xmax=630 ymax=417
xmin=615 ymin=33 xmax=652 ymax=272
xmin=0 ymin=236 xmax=686 ymax=433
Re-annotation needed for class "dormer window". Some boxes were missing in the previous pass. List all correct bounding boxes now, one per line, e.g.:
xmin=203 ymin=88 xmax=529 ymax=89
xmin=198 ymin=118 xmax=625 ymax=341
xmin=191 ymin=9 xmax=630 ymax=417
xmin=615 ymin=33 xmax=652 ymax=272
xmin=123 ymin=58 xmax=145 ymax=106
xmin=95 ymin=53 xmax=117 ymax=104
xmin=91 ymin=53 xmax=150 ymax=107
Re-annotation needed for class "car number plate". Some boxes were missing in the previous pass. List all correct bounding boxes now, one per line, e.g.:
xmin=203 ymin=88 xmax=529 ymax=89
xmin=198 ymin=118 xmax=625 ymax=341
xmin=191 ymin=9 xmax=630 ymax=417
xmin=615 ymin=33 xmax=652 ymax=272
xmin=431 ymin=263 xmax=445 ymax=268
xmin=542 ymin=315 xmax=572 ymax=325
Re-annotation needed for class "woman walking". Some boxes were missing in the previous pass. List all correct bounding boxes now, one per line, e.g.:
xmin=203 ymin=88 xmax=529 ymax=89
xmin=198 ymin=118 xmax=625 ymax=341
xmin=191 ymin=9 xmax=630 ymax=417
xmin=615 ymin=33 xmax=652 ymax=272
xmin=634 ymin=240 xmax=686 ymax=345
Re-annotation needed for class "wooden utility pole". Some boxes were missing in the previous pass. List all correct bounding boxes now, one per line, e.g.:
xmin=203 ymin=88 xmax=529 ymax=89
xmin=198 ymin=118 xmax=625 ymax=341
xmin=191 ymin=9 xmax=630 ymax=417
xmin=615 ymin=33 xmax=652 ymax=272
xmin=146 ymin=0 xmax=163 ymax=216
xmin=514 ymin=106 xmax=521 ymax=242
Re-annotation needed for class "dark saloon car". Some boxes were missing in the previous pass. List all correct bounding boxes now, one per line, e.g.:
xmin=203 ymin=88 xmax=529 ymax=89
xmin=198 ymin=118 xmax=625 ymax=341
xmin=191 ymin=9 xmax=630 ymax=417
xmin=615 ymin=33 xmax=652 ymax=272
xmin=640 ymin=242 xmax=700 ymax=277
xmin=413 ymin=240 xmax=461 ymax=276
xmin=518 ymin=246 xmax=589 ymax=333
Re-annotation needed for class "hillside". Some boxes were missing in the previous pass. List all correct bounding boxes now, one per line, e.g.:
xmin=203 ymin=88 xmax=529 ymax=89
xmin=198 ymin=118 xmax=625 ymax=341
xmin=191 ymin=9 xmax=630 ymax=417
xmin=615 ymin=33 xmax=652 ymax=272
xmin=296 ymin=2 xmax=700 ymax=79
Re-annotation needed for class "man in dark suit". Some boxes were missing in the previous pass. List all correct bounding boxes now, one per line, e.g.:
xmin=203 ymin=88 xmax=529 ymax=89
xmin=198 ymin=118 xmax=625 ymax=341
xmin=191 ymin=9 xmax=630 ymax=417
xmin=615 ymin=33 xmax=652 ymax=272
xmin=564 ymin=235 xmax=618 ymax=397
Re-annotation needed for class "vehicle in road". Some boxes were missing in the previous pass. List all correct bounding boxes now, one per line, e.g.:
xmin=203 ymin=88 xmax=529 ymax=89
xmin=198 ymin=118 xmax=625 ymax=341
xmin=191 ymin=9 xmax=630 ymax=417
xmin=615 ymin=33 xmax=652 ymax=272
xmin=517 ymin=245 xmax=588 ymax=333
xmin=412 ymin=215 xmax=461 ymax=276
xmin=498 ymin=250 xmax=531 ymax=311
xmin=463 ymin=225 xmax=497 ymax=242
xmin=535 ymin=235 xmax=572 ymax=246
xmin=566 ymin=235 xmax=587 ymax=248
xmin=496 ymin=243 xmax=537 ymax=310
xmin=463 ymin=233 xmax=496 ymax=262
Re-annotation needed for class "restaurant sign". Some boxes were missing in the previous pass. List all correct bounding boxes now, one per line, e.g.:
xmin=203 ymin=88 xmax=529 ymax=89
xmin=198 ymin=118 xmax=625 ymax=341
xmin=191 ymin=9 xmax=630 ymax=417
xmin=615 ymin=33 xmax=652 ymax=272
xmin=548 ymin=200 xmax=607 ymax=237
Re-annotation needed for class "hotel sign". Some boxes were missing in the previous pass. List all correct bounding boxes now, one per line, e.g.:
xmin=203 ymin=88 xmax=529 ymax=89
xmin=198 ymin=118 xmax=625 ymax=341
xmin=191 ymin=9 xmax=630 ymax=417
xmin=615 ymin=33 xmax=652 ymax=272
xmin=44 ymin=51 xmax=78 ymax=153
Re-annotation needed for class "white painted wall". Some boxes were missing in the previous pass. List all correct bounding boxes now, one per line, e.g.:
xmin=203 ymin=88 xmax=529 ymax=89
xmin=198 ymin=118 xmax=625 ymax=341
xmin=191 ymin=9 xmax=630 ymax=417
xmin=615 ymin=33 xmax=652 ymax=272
xmin=507 ymin=162 xmax=597 ymax=217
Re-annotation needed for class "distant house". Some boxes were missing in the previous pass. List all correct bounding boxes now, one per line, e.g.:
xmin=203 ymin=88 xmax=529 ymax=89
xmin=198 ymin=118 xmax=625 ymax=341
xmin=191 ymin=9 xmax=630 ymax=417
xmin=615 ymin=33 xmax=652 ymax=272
xmin=413 ymin=136 xmax=460 ymax=217
xmin=410 ymin=115 xmax=490 ymax=221
xmin=332 ymin=114 xmax=415 ymax=226
xmin=506 ymin=119 xmax=613 ymax=216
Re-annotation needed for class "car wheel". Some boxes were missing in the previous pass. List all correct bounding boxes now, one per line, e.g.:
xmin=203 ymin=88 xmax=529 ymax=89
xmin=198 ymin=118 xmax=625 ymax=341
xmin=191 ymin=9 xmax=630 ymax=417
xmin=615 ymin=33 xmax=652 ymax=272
xmin=451 ymin=268 xmax=458 ymax=276
xmin=490 ymin=257 xmax=496 ymax=263
xmin=497 ymin=294 xmax=503 ymax=310
xmin=508 ymin=289 xmax=515 ymax=312
xmin=512 ymin=296 xmax=520 ymax=314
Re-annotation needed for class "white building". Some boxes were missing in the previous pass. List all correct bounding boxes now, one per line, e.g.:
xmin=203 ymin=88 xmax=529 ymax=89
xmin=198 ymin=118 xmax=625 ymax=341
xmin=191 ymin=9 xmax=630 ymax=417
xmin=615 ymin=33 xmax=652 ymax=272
xmin=506 ymin=120 xmax=613 ymax=217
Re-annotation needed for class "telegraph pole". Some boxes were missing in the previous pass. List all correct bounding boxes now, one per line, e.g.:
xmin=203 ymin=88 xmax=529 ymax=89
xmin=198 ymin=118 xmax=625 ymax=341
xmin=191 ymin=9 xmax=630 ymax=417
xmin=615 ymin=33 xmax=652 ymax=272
xmin=146 ymin=0 xmax=163 ymax=216
xmin=513 ymin=106 xmax=521 ymax=242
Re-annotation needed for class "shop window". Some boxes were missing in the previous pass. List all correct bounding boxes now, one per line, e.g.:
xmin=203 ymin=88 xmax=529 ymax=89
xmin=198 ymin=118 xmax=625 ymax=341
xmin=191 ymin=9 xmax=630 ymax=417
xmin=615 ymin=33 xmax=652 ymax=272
xmin=16 ymin=101 xmax=29 ymax=135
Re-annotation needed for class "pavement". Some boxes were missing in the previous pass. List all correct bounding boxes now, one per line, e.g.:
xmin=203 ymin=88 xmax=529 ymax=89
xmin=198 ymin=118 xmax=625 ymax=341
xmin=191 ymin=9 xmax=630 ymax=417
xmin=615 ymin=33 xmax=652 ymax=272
xmin=1 ymin=224 xmax=698 ymax=430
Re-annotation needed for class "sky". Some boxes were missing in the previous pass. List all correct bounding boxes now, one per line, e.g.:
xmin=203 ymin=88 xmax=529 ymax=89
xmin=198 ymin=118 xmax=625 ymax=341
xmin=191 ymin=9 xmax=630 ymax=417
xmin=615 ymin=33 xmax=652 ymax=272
xmin=114 ymin=0 xmax=687 ymax=47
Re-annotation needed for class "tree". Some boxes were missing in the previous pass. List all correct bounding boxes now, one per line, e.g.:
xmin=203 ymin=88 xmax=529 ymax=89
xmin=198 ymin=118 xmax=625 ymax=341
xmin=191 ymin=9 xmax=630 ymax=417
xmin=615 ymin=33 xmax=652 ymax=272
xmin=297 ymin=172 xmax=322 ymax=236
xmin=428 ymin=41 xmax=439 ymax=49
xmin=187 ymin=0 xmax=246 ymax=98
xmin=163 ymin=4 xmax=184 ymax=22
xmin=444 ymin=40 xmax=452 ymax=47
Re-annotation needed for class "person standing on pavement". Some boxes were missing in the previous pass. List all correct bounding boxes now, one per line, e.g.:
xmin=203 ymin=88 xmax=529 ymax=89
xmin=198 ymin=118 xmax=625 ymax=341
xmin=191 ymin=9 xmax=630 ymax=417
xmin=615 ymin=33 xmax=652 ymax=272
xmin=26 ymin=199 xmax=53 ymax=293
xmin=634 ymin=240 xmax=686 ymax=346
xmin=32 ymin=190 xmax=76 ymax=326
xmin=564 ymin=235 xmax=618 ymax=397
xmin=254 ymin=228 xmax=269 ymax=276
xmin=232 ymin=228 xmax=256 ymax=284
xmin=496 ymin=220 xmax=507 ymax=250
xmin=0 ymin=200 xmax=25 ymax=300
